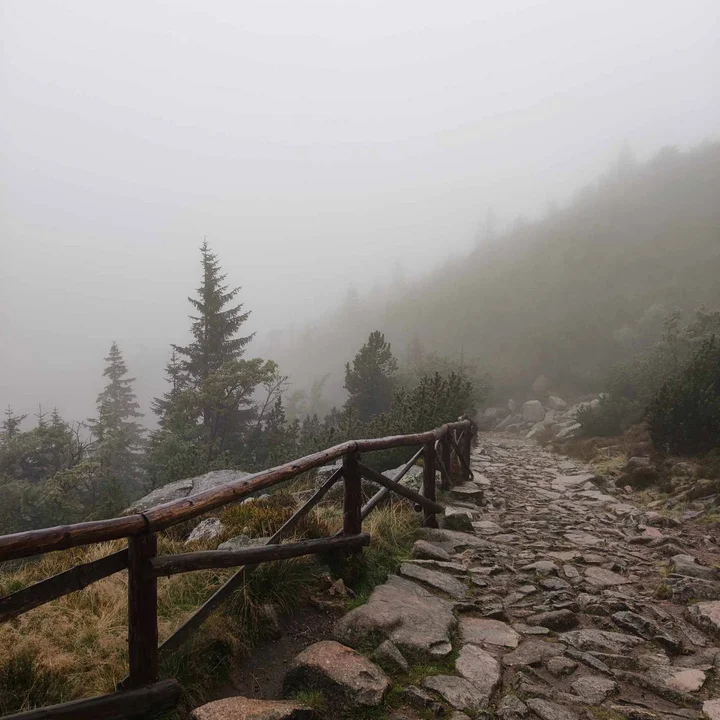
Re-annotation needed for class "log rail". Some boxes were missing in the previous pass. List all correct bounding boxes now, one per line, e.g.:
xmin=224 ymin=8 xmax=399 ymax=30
xmin=0 ymin=418 xmax=474 ymax=720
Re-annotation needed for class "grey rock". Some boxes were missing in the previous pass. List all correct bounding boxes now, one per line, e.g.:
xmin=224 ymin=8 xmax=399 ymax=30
xmin=399 ymin=563 xmax=468 ymax=599
xmin=191 ymin=697 xmax=313 ymax=720
xmin=497 ymin=694 xmax=529 ymax=718
xmin=548 ymin=396 xmax=568 ymax=411
xmin=186 ymin=517 xmax=223 ymax=543
xmin=522 ymin=400 xmax=546 ymax=423
xmin=502 ymin=639 xmax=565 ymax=667
xmin=450 ymin=483 xmax=485 ymax=501
xmin=417 ymin=527 xmax=492 ymax=551
xmin=442 ymin=506 xmax=475 ymax=532
xmin=217 ymin=535 xmax=269 ymax=551
xmin=671 ymin=554 xmax=718 ymax=581
xmin=545 ymin=656 xmax=578 ymax=677
xmin=455 ymin=644 xmax=501 ymax=701
xmin=283 ymin=640 xmax=388 ymax=707
xmin=526 ymin=609 xmax=579 ymax=631
xmin=686 ymin=601 xmax=720 ymax=637
xmin=525 ymin=698 xmax=579 ymax=720
xmin=570 ymin=675 xmax=617 ymax=704
xmin=473 ymin=520 xmax=503 ymax=535
xmin=127 ymin=469 xmax=250 ymax=513
xmin=371 ymin=640 xmax=408 ymax=673
xmin=561 ymin=629 xmax=643 ymax=653
xmin=460 ymin=617 xmax=520 ymax=648
xmin=423 ymin=674 xmax=490 ymax=712
xmin=335 ymin=575 xmax=455 ymax=656
xmin=583 ymin=566 xmax=632 ymax=587
xmin=411 ymin=539 xmax=451 ymax=561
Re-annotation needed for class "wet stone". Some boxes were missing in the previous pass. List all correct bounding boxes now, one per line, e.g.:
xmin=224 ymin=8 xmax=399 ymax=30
xmin=399 ymin=563 xmax=468 ymax=599
xmin=411 ymin=539 xmax=451 ymax=562
xmin=570 ymin=674 xmax=617 ymax=704
xmin=460 ymin=617 xmax=520 ymax=648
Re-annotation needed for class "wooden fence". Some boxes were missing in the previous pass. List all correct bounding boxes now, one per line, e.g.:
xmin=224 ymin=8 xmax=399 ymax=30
xmin=0 ymin=419 xmax=474 ymax=720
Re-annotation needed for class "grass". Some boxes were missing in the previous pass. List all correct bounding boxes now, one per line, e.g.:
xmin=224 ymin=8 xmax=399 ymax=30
xmin=0 ymin=486 xmax=421 ymax=718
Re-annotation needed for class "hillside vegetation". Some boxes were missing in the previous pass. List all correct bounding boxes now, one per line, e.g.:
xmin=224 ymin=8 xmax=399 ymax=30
xmin=268 ymin=142 xmax=720 ymax=404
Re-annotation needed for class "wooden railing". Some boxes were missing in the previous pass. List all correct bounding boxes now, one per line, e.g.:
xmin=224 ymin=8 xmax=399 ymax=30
xmin=0 ymin=419 xmax=474 ymax=720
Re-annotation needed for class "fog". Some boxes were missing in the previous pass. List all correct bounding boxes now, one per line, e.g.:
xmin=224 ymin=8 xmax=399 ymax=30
xmin=2 ymin=0 xmax=719 ymax=424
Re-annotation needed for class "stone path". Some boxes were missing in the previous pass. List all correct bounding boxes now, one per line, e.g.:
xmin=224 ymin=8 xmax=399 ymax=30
xmin=193 ymin=434 xmax=720 ymax=719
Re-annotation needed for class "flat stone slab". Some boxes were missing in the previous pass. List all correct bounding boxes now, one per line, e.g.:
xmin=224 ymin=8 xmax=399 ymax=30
xmin=651 ymin=666 xmax=706 ymax=693
xmin=423 ymin=675 xmax=490 ymax=712
xmin=561 ymin=629 xmax=643 ymax=653
xmin=442 ymin=506 xmax=475 ymax=532
xmin=418 ymin=527 xmax=492 ymax=551
xmin=526 ymin=698 xmax=580 ymax=720
xmin=455 ymin=644 xmax=501 ymax=701
xmin=411 ymin=540 xmax=451 ymax=561
xmin=502 ymin=639 xmax=566 ymax=667
xmin=399 ymin=563 xmax=468 ymax=599
xmin=335 ymin=575 xmax=455 ymax=656
xmin=686 ymin=601 xmax=720 ymax=636
xmin=704 ymin=699 xmax=720 ymax=719
xmin=551 ymin=473 xmax=596 ymax=491
xmin=564 ymin=531 xmax=603 ymax=546
xmin=450 ymin=483 xmax=485 ymax=500
xmin=459 ymin=617 xmax=520 ymax=648
xmin=584 ymin=566 xmax=632 ymax=587
xmin=283 ymin=640 xmax=388 ymax=707
xmin=570 ymin=675 xmax=617 ymax=704
xmin=472 ymin=520 xmax=503 ymax=535
xmin=192 ymin=697 xmax=313 ymax=720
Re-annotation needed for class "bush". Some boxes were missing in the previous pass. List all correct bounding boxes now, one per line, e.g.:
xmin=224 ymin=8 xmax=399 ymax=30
xmin=647 ymin=338 xmax=720 ymax=454
xmin=578 ymin=396 xmax=644 ymax=438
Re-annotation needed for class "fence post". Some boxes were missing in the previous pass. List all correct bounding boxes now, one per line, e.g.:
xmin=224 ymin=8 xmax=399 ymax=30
xmin=422 ymin=442 xmax=438 ymax=527
xmin=128 ymin=531 xmax=158 ymax=688
xmin=342 ymin=452 xmax=363 ymax=537
xmin=440 ymin=431 xmax=452 ymax=489
xmin=461 ymin=421 xmax=473 ymax=481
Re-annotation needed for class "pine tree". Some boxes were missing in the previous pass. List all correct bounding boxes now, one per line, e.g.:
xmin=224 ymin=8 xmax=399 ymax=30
xmin=173 ymin=240 xmax=254 ymax=386
xmin=150 ymin=242 xmax=276 ymax=479
xmin=344 ymin=331 xmax=398 ymax=420
xmin=88 ymin=342 xmax=144 ymax=502
xmin=1 ymin=406 xmax=27 ymax=442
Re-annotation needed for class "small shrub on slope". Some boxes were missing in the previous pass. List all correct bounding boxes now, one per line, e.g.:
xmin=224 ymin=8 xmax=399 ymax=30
xmin=648 ymin=338 xmax=720 ymax=454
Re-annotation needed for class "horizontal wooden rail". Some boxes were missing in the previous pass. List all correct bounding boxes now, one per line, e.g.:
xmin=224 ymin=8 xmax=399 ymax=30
xmin=152 ymin=533 xmax=370 ymax=577
xmin=357 ymin=462 xmax=443 ymax=514
xmin=0 ymin=421 xmax=471 ymax=563
xmin=0 ymin=550 xmax=128 ymax=623
xmin=2 ymin=679 xmax=181 ymax=720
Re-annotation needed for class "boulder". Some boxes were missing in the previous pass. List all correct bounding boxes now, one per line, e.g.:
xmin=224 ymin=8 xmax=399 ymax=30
xmin=522 ymin=400 xmax=546 ymax=423
xmin=126 ymin=469 xmax=250 ymax=513
xmin=548 ymin=396 xmax=568 ymax=411
xmin=335 ymin=574 xmax=456 ymax=656
xmin=670 ymin=554 xmax=718 ymax=581
xmin=371 ymin=639 xmax=408 ymax=673
xmin=283 ymin=641 xmax=388 ymax=707
xmin=191 ymin=698 xmax=314 ymax=720
xmin=532 ymin=375 xmax=550 ymax=394
xmin=186 ymin=518 xmax=223 ymax=544
xmin=556 ymin=423 xmax=582 ymax=440
xmin=442 ymin=506 xmax=474 ymax=532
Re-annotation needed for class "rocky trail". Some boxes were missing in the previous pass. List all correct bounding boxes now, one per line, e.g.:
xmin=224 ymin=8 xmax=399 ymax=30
xmin=191 ymin=434 xmax=720 ymax=720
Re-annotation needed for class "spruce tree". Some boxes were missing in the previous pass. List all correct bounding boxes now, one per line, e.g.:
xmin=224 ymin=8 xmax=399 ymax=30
xmin=344 ymin=331 xmax=398 ymax=420
xmin=150 ymin=242 xmax=276 ymax=480
xmin=173 ymin=240 xmax=254 ymax=386
xmin=88 ymin=342 xmax=144 ymax=499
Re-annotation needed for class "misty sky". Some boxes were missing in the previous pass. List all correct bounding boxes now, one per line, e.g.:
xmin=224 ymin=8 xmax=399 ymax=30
xmin=2 ymin=0 xmax=719 ymax=424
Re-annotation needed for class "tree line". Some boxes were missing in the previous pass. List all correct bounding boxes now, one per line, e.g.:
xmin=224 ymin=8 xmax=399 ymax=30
xmin=0 ymin=242 xmax=483 ymax=534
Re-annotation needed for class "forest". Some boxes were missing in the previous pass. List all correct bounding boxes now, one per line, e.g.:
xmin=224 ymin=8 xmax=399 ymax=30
xmin=2 ymin=142 xmax=719 ymax=536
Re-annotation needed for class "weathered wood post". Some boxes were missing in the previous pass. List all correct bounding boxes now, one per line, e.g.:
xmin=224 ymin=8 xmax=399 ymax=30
xmin=422 ymin=442 xmax=438 ymax=528
xmin=128 ymin=531 xmax=158 ymax=687
xmin=342 ymin=452 xmax=362 ymax=538
xmin=440 ymin=430 xmax=452 ymax=489
xmin=462 ymin=421 xmax=473 ymax=481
